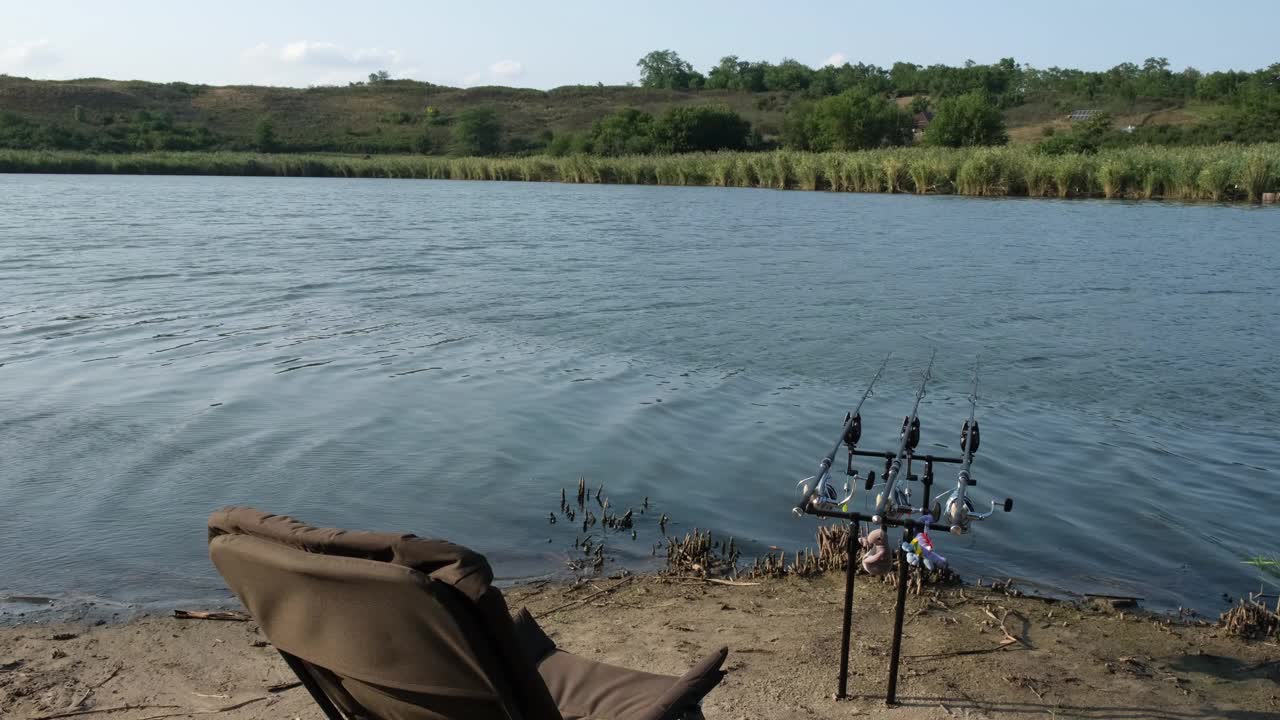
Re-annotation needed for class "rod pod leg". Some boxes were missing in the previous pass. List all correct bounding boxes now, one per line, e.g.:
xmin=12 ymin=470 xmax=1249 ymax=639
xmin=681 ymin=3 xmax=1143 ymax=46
xmin=885 ymin=534 xmax=911 ymax=706
xmin=836 ymin=525 xmax=857 ymax=699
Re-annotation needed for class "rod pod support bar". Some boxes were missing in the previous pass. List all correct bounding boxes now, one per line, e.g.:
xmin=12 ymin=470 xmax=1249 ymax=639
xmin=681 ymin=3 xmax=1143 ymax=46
xmin=787 ymin=353 xmax=1017 ymax=706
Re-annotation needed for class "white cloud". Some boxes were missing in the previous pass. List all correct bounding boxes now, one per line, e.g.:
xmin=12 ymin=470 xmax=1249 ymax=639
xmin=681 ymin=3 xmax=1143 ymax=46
xmin=241 ymin=42 xmax=272 ymax=61
xmin=239 ymin=41 xmax=407 ymax=86
xmin=0 ymin=39 xmax=59 ymax=72
xmin=459 ymin=59 xmax=526 ymax=87
xmin=489 ymin=59 xmax=523 ymax=79
xmin=282 ymin=41 xmax=400 ymax=67
xmin=242 ymin=41 xmax=401 ymax=69
xmin=821 ymin=52 xmax=847 ymax=68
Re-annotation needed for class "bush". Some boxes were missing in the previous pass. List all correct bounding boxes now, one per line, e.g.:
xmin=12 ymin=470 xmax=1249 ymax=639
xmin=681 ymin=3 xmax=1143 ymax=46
xmin=451 ymin=107 xmax=502 ymax=156
xmin=653 ymin=106 xmax=752 ymax=153
xmin=785 ymin=88 xmax=912 ymax=151
xmin=925 ymin=92 xmax=1008 ymax=147
xmin=591 ymin=108 xmax=657 ymax=155
xmin=547 ymin=132 xmax=591 ymax=156
xmin=254 ymin=118 xmax=277 ymax=152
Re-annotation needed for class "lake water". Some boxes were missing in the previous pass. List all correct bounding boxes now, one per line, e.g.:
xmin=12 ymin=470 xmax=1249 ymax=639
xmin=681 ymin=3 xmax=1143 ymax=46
xmin=1 ymin=174 xmax=1277 ymax=616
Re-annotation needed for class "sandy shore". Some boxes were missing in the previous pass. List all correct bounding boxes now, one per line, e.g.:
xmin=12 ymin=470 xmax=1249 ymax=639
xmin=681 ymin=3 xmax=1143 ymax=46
xmin=1 ymin=575 xmax=1276 ymax=719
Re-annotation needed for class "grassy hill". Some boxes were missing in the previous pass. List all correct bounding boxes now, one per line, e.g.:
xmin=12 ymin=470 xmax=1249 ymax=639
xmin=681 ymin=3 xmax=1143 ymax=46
xmin=0 ymin=75 xmax=803 ymax=154
xmin=0 ymin=74 xmax=1229 ymax=155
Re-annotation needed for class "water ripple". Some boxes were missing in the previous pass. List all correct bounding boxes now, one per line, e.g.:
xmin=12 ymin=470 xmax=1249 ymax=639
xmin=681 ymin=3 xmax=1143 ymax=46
xmin=0 ymin=174 xmax=1277 ymax=612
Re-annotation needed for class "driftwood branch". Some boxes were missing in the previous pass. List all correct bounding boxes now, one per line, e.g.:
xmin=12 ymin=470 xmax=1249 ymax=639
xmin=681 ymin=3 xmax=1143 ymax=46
xmin=266 ymin=680 xmax=303 ymax=693
xmin=904 ymin=644 xmax=1019 ymax=661
xmin=31 ymin=694 xmax=271 ymax=719
xmin=173 ymin=610 xmax=250 ymax=622
xmin=538 ymin=576 xmax=635 ymax=616
xmin=131 ymin=696 xmax=271 ymax=720
xmin=664 ymin=576 xmax=761 ymax=587
xmin=63 ymin=663 xmax=124 ymax=712
xmin=30 ymin=704 xmax=183 ymax=719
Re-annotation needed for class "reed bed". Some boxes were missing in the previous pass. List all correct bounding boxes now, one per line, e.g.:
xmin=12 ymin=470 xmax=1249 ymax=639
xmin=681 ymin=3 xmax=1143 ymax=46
xmin=3 ymin=145 xmax=1278 ymax=202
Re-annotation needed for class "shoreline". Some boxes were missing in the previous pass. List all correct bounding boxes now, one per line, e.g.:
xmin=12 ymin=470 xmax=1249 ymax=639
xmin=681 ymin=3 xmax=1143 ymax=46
xmin=0 ymin=560 xmax=1218 ymax=629
xmin=2 ymin=146 xmax=1278 ymax=203
xmin=2 ymin=575 xmax=1276 ymax=719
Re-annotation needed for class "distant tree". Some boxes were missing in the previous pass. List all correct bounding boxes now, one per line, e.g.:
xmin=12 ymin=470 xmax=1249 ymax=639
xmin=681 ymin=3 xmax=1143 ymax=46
xmin=889 ymin=62 xmax=923 ymax=95
xmin=706 ymin=56 xmax=740 ymax=90
xmin=590 ymin=108 xmax=656 ymax=155
xmin=1035 ymin=112 xmax=1114 ymax=154
xmin=412 ymin=126 xmax=434 ymax=154
xmin=546 ymin=133 xmax=573 ymax=156
xmin=653 ymin=105 xmax=751 ymax=152
xmin=924 ymin=92 xmax=1008 ymax=147
xmin=547 ymin=131 xmax=591 ymax=156
xmin=424 ymin=106 xmax=450 ymax=126
xmin=909 ymin=96 xmax=931 ymax=114
xmin=1196 ymin=71 xmax=1246 ymax=101
xmin=369 ymin=70 xmax=391 ymax=84
xmin=763 ymin=59 xmax=814 ymax=92
xmin=706 ymin=56 xmax=767 ymax=92
xmin=505 ymin=135 xmax=544 ymax=155
xmin=637 ymin=50 xmax=703 ymax=90
xmin=451 ymin=107 xmax=502 ymax=155
xmin=72 ymin=105 xmax=85 ymax=123
xmin=254 ymin=117 xmax=278 ymax=152
xmin=784 ymin=88 xmax=911 ymax=151
xmin=1211 ymin=89 xmax=1280 ymax=143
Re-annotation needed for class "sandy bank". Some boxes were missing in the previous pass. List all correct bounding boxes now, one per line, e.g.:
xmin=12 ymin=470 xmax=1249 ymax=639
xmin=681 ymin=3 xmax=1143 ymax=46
xmin=1 ymin=575 xmax=1276 ymax=719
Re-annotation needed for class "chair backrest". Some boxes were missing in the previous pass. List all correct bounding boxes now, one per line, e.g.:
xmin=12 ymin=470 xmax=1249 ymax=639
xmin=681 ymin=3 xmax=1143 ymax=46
xmin=207 ymin=507 xmax=562 ymax=720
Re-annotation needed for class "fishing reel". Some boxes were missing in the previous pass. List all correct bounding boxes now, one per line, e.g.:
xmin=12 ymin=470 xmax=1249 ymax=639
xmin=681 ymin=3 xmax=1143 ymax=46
xmin=944 ymin=492 xmax=1014 ymax=535
xmin=796 ymin=470 xmax=854 ymax=511
xmin=873 ymin=485 xmax=914 ymax=523
xmin=944 ymin=417 xmax=1013 ymax=535
xmin=869 ymin=416 xmax=926 ymax=522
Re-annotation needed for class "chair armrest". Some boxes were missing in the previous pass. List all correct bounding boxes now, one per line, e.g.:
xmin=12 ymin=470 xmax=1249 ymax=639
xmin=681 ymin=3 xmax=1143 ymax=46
xmin=512 ymin=607 xmax=558 ymax=665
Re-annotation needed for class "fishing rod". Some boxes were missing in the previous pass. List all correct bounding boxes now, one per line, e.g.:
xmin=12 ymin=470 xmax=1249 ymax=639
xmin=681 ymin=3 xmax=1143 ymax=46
xmin=871 ymin=349 xmax=936 ymax=524
xmin=793 ymin=352 xmax=892 ymax=517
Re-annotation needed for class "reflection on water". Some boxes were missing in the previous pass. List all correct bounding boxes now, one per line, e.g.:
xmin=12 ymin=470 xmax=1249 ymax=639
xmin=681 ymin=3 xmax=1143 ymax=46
xmin=0 ymin=174 xmax=1277 ymax=613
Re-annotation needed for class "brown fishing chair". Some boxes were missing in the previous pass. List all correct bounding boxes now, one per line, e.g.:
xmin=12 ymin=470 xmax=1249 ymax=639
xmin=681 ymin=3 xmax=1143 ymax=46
xmin=207 ymin=507 xmax=728 ymax=720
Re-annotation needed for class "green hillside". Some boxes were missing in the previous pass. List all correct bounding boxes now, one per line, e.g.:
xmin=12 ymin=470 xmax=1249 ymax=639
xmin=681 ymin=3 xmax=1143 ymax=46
xmin=0 ymin=75 xmax=796 ymax=154
xmin=1 ymin=54 xmax=1277 ymax=156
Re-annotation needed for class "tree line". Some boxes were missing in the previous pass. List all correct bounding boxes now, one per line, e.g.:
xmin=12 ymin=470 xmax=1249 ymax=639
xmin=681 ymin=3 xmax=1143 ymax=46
xmin=638 ymin=50 xmax=1280 ymax=107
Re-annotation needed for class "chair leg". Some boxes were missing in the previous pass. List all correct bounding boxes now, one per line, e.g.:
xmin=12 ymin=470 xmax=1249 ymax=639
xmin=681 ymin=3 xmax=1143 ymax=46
xmin=278 ymin=650 xmax=348 ymax=720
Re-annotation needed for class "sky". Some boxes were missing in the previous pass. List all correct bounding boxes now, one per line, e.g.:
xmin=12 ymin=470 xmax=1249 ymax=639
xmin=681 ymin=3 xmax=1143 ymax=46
xmin=2 ymin=1 xmax=1277 ymax=89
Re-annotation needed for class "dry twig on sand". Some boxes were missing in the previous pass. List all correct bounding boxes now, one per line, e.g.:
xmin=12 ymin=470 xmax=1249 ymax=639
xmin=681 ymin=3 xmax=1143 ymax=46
xmin=30 ymin=704 xmax=183 ymax=720
xmin=172 ymin=610 xmax=250 ymax=622
xmin=665 ymin=576 xmax=761 ymax=587
xmin=538 ymin=576 xmax=635 ymax=616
